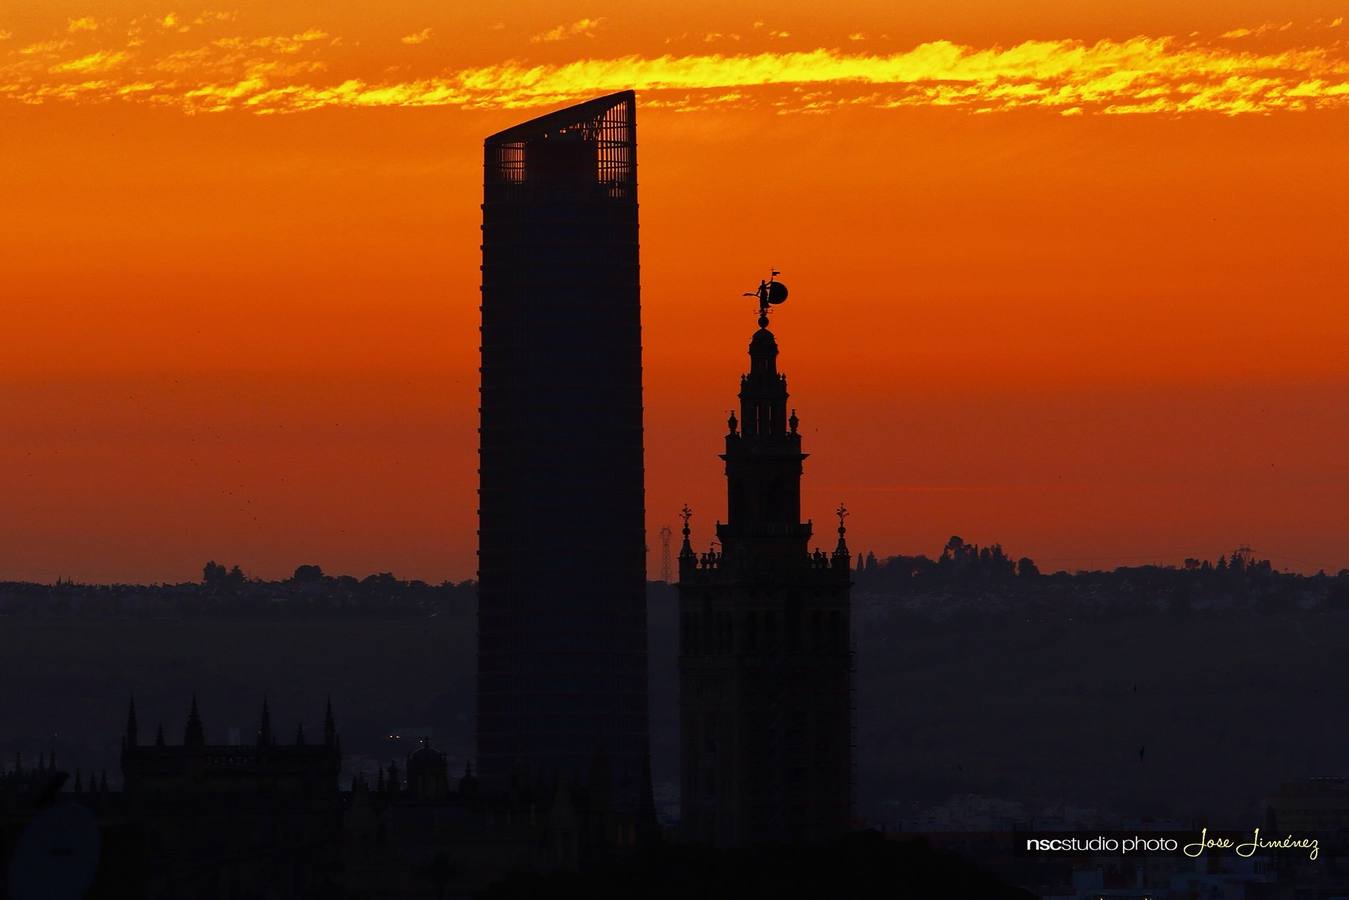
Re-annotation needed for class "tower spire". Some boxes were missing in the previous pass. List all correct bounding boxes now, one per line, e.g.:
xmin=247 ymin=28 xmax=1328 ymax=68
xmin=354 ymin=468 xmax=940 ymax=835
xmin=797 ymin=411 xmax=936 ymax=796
xmin=834 ymin=503 xmax=850 ymax=560
xmin=184 ymin=694 xmax=205 ymax=747
xmin=736 ymin=273 xmax=789 ymax=440
xmin=258 ymin=696 xmax=273 ymax=747
xmin=679 ymin=504 xmax=694 ymax=559
xmin=720 ymin=273 xmax=807 ymax=539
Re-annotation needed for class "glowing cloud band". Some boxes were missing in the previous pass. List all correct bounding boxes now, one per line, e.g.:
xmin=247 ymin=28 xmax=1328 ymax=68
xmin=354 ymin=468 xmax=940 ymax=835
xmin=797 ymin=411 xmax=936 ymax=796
xmin=3 ymin=22 xmax=1348 ymax=115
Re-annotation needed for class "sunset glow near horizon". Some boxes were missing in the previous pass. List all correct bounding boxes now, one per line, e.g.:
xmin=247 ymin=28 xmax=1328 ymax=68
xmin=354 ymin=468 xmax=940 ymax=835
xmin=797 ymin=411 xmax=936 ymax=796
xmin=3 ymin=1 xmax=1347 ymax=583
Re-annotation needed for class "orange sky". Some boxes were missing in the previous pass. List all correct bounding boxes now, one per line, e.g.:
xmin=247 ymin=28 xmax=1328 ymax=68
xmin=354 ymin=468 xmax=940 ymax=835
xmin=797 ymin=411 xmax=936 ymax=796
xmin=2 ymin=1 xmax=1347 ymax=583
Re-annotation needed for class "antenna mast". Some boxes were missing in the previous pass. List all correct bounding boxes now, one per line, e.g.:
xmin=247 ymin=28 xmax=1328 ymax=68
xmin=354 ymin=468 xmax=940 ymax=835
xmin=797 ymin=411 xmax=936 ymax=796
xmin=659 ymin=525 xmax=673 ymax=583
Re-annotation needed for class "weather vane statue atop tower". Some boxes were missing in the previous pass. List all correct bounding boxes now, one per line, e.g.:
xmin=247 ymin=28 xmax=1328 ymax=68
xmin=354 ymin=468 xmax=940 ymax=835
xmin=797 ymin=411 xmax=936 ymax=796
xmin=743 ymin=269 xmax=788 ymax=329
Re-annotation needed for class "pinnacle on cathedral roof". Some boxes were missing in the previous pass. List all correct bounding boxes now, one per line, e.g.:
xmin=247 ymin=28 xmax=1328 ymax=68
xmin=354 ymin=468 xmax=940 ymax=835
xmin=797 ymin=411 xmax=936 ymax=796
xmin=258 ymin=696 xmax=274 ymax=747
xmin=184 ymin=693 xmax=205 ymax=746
xmin=679 ymin=504 xmax=695 ymax=558
xmin=834 ymin=503 xmax=851 ymax=558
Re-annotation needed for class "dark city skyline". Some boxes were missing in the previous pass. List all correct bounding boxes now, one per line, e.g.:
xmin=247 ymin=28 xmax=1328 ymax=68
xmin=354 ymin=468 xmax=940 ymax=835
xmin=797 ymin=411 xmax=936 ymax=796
xmin=4 ymin=18 xmax=1349 ymax=890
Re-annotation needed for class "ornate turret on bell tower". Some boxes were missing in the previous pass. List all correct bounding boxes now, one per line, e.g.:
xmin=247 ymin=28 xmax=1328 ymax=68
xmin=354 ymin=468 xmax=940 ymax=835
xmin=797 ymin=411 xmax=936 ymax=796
xmin=719 ymin=323 xmax=809 ymax=546
xmin=678 ymin=274 xmax=853 ymax=847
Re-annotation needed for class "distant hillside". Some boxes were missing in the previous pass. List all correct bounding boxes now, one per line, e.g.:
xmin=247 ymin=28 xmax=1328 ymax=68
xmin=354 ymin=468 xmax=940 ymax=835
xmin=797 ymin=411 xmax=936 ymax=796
xmin=3 ymin=547 xmax=1346 ymax=829
xmin=849 ymin=540 xmax=1349 ymax=825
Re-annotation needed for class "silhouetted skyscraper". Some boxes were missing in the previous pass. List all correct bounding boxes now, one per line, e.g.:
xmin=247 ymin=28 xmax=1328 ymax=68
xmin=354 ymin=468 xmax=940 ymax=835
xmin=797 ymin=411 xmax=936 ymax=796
xmin=678 ymin=286 xmax=853 ymax=845
xmin=477 ymin=92 xmax=650 ymax=816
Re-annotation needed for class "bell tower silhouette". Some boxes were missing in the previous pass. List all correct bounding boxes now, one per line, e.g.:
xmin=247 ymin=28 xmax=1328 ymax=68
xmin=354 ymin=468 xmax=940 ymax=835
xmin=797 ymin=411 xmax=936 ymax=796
xmin=678 ymin=275 xmax=853 ymax=846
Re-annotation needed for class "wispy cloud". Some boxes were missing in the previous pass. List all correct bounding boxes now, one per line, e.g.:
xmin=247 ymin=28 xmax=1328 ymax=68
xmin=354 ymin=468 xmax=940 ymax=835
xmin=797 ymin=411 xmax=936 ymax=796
xmin=49 ymin=50 xmax=129 ymax=74
xmin=4 ymin=23 xmax=1349 ymax=117
xmin=193 ymin=11 xmax=238 ymax=27
xmin=530 ymin=17 xmax=604 ymax=43
xmin=400 ymin=28 xmax=432 ymax=46
xmin=67 ymin=17 xmax=99 ymax=34
xmin=18 ymin=38 xmax=72 ymax=56
xmin=1222 ymin=21 xmax=1293 ymax=39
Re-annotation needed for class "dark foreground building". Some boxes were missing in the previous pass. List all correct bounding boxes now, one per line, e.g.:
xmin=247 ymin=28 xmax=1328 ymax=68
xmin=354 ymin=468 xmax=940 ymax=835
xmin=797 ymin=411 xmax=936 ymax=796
xmin=477 ymin=92 xmax=651 ymax=823
xmin=119 ymin=697 xmax=343 ymax=898
xmin=2 ymin=706 xmax=645 ymax=900
xmin=678 ymin=285 xmax=854 ymax=845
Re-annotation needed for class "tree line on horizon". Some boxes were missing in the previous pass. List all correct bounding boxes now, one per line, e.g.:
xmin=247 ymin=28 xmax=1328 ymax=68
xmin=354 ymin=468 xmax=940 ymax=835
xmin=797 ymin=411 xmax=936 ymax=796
xmin=2 ymin=540 xmax=1345 ymax=619
xmin=853 ymin=535 xmax=1333 ymax=582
